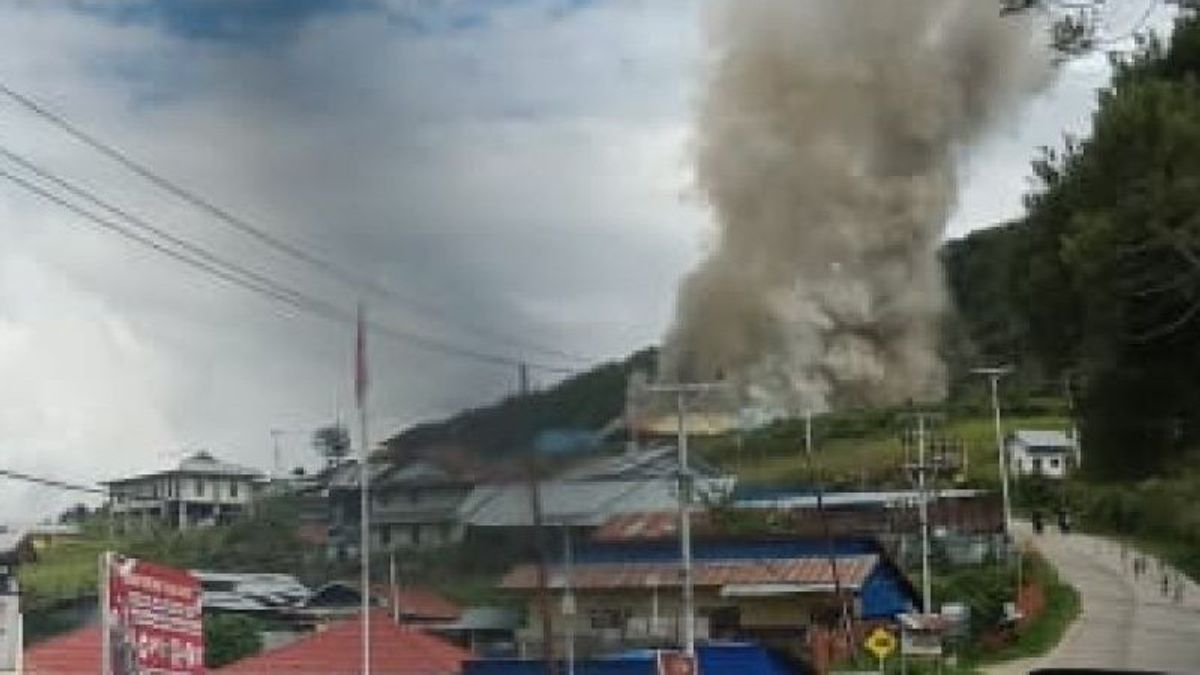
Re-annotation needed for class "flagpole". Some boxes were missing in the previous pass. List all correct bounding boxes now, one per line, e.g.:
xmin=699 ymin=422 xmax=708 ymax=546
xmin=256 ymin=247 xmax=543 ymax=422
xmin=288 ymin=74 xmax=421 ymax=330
xmin=357 ymin=303 xmax=371 ymax=675
xmin=100 ymin=551 xmax=111 ymax=675
xmin=360 ymin=399 xmax=371 ymax=674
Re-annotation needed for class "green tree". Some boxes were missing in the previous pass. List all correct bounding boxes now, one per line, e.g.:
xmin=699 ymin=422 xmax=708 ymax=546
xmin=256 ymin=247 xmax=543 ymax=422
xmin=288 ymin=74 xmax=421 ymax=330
xmin=204 ymin=614 xmax=263 ymax=669
xmin=1017 ymin=12 xmax=1200 ymax=478
xmin=312 ymin=424 xmax=351 ymax=466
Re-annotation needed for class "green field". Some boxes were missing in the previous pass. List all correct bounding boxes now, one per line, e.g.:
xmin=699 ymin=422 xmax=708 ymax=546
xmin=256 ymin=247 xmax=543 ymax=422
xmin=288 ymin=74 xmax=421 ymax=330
xmin=704 ymin=413 xmax=1068 ymax=489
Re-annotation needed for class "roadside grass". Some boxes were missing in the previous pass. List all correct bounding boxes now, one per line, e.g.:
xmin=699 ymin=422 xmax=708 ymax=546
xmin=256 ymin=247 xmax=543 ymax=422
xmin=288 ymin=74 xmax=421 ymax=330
xmin=973 ymin=552 xmax=1081 ymax=666
xmin=18 ymin=533 xmax=123 ymax=611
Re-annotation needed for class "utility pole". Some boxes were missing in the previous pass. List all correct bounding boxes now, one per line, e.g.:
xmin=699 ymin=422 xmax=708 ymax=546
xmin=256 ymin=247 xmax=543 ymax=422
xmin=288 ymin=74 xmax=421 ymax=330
xmin=562 ymin=525 xmax=576 ymax=675
xmin=902 ymin=412 xmax=948 ymax=616
xmin=270 ymin=429 xmax=284 ymax=478
xmin=973 ymin=367 xmax=1013 ymax=536
xmin=355 ymin=303 xmax=371 ymax=675
xmin=522 ymin=362 xmax=558 ymax=674
xmin=640 ymin=381 xmax=731 ymax=657
xmin=1064 ymin=371 xmax=1081 ymax=468
xmin=390 ymin=553 xmax=399 ymax=624
xmin=804 ymin=409 xmax=813 ymax=457
xmin=918 ymin=415 xmax=932 ymax=614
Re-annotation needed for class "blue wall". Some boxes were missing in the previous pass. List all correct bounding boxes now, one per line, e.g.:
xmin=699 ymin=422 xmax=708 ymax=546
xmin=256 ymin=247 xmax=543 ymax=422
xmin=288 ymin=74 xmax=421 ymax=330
xmin=859 ymin=565 xmax=916 ymax=618
xmin=464 ymin=644 xmax=805 ymax=675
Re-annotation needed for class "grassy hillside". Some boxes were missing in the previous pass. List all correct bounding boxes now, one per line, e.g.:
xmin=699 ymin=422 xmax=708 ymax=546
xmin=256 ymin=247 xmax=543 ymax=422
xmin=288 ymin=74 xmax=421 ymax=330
xmin=701 ymin=410 xmax=1068 ymax=489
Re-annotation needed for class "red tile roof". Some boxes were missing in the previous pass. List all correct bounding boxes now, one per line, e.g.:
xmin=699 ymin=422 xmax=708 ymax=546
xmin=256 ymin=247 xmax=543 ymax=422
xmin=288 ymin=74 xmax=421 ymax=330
xmin=23 ymin=624 xmax=101 ymax=675
xmin=501 ymin=555 xmax=879 ymax=591
xmin=371 ymin=585 xmax=462 ymax=621
xmin=217 ymin=609 xmax=470 ymax=674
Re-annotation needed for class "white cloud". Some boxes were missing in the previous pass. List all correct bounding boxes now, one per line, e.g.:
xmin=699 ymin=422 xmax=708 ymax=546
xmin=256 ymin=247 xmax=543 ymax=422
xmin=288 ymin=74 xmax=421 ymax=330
xmin=0 ymin=0 xmax=1144 ymax=518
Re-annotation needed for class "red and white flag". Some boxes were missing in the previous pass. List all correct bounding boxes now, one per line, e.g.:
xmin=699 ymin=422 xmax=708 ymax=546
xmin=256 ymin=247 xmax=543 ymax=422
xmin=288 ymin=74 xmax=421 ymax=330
xmin=355 ymin=302 xmax=368 ymax=409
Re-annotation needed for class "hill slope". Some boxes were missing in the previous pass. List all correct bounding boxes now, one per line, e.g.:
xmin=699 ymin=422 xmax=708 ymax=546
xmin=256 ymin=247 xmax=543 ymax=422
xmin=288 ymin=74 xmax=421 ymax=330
xmin=382 ymin=348 xmax=657 ymax=459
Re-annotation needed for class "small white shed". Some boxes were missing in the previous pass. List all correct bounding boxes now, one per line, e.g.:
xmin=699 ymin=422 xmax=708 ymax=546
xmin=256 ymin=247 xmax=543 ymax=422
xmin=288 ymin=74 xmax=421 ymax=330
xmin=1006 ymin=430 xmax=1077 ymax=479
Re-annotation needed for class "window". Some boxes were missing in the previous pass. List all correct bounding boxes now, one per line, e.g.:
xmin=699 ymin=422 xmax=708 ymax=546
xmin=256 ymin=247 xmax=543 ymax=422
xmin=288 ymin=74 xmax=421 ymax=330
xmin=230 ymin=481 xmax=239 ymax=498
xmin=195 ymin=478 xmax=204 ymax=496
xmin=588 ymin=608 xmax=631 ymax=630
xmin=1032 ymin=458 xmax=1043 ymax=474
xmin=411 ymin=524 xmax=421 ymax=546
xmin=409 ymin=489 xmax=420 ymax=505
xmin=381 ymin=526 xmax=391 ymax=547
xmin=1049 ymin=458 xmax=1060 ymax=469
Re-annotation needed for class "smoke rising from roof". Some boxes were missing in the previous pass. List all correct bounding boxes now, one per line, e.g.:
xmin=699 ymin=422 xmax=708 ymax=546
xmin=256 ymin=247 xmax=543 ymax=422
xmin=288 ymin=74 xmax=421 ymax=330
xmin=660 ymin=0 xmax=1047 ymax=414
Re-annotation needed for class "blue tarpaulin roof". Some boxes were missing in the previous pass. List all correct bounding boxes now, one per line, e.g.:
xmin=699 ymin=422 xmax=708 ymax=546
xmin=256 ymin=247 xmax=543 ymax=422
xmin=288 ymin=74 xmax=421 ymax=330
xmin=463 ymin=643 xmax=803 ymax=675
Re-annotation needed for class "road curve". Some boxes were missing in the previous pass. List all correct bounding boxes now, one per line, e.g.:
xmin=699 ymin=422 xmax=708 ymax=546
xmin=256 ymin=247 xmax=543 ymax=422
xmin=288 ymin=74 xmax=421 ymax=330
xmin=986 ymin=523 xmax=1200 ymax=674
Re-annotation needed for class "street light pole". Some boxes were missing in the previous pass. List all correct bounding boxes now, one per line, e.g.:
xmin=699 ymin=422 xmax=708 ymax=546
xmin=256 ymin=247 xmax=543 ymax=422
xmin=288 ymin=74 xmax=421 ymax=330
xmin=973 ymin=367 xmax=1013 ymax=536
xmin=917 ymin=415 xmax=931 ymax=614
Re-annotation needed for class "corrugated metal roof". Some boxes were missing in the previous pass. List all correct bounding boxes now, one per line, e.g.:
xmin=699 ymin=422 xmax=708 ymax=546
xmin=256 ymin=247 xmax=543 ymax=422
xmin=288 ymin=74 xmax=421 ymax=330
xmin=370 ymin=585 xmax=462 ymax=621
xmin=437 ymin=606 xmax=522 ymax=631
xmin=216 ymin=609 xmax=469 ymax=674
xmin=1009 ymin=430 xmax=1075 ymax=451
xmin=194 ymin=570 xmax=311 ymax=612
xmin=102 ymin=451 xmax=263 ymax=484
xmin=593 ymin=494 xmax=1004 ymax=541
xmin=558 ymin=446 xmax=723 ymax=481
xmin=501 ymin=554 xmax=878 ymax=591
xmin=593 ymin=511 xmax=686 ymax=541
xmin=734 ymin=488 xmax=986 ymax=510
xmin=325 ymin=460 xmax=392 ymax=489
xmin=460 ymin=478 xmax=731 ymax=527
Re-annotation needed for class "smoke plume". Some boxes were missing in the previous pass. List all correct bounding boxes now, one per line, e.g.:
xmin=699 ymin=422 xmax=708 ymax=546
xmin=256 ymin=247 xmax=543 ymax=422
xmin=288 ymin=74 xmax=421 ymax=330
xmin=660 ymin=0 xmax=1046 ymax=415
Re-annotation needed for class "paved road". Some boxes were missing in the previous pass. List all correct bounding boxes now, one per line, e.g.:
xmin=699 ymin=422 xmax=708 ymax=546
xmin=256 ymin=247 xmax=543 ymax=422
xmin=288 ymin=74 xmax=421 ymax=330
xmin=986 ymin=523 xmax=1200 ymax=674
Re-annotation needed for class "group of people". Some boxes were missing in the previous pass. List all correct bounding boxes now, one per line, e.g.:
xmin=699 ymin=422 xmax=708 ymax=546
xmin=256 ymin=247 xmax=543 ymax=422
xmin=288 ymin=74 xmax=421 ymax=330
xmin=1028 ymin=505 xmax=1188 ymax=604
xmin=1123 ymin=545 xmax=1187 ymax=604
xmin=1030 ymin=507 xmax=1071 ymax=535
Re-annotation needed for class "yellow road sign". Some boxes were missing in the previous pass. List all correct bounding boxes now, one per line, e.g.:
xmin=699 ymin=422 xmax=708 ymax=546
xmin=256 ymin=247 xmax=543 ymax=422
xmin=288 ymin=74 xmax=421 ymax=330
xmin=865 ymin=627 xmax=897 ymax=660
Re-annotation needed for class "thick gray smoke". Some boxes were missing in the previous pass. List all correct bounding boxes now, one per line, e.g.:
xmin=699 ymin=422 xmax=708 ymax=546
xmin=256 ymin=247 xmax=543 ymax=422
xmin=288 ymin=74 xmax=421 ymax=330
xmin=660 ymin=0 xmax=1046 ymax=415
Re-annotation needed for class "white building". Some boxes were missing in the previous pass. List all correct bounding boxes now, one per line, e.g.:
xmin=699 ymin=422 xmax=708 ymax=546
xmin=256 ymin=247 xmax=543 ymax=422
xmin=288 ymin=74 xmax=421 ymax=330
xmin=1006 ymin=430 xmax=1078 ymax=479
xmin=104 ymin=451 xmax=265 ymax=530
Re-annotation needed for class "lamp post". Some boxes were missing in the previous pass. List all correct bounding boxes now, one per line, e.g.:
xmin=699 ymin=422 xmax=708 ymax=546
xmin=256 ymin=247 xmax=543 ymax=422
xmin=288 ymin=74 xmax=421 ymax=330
xmin=973 ymin=366 xmax=1014 ymax=536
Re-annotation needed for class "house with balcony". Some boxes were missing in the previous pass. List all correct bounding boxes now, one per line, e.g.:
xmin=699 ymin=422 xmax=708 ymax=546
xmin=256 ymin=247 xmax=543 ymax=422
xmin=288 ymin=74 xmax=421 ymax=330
xmin=103 ymin=451 xmax=265 ymax=530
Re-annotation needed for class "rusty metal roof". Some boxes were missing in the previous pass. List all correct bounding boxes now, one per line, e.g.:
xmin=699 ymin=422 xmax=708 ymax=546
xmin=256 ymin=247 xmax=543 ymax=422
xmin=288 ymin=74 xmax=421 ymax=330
xmin=500 ymin=554 xmax=878 ymax=591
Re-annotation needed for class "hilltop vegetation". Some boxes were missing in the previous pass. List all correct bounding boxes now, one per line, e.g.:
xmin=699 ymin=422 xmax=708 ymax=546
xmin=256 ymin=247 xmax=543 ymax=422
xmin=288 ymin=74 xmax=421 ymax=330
xmin=383 ymin=348 xmax=657 ymax=459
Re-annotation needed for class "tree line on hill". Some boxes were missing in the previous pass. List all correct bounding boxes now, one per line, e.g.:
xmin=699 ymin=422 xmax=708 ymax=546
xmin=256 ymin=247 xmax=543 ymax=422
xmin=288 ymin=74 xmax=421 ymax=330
xmin=947 ymin=11 xmax=1200 ymax=481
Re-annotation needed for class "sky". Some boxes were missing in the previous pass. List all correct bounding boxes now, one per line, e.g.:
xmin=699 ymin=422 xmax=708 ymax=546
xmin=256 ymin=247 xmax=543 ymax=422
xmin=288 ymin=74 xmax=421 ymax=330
xmin=0 ymin=0 xmax=1175 ymax=519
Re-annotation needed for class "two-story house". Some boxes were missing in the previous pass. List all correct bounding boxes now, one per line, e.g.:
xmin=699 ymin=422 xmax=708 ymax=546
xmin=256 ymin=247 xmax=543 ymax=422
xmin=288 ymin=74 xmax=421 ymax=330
xmin=324 ymin=457 xmax=477 ymax=559
xmin=103 ymin=451 xmax=265 ymax=530
xmin=371 ymin=459 xmax=476 ymax=550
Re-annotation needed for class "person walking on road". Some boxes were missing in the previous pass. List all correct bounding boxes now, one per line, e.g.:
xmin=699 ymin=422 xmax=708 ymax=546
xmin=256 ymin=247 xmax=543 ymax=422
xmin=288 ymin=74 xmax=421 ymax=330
xmin=1057 ymin=507 xmax=1072 ymax=534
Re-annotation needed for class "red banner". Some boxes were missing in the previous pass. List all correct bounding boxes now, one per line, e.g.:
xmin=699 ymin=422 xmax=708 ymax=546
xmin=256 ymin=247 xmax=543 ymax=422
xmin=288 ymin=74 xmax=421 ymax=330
xmin=104 ymin=554 xmax=204 ymax=674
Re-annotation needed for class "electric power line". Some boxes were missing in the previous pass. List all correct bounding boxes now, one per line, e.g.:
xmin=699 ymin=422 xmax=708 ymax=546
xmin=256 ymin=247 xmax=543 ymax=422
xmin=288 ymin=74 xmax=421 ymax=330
xmin=0 ymin=80 xmax=595 ymax=365
xmin=0 ymin=164 xmax=579 ymax=374
xmin=0 ymin=468 xmax=105 ymax=495
xmin=1094 ymin=0 xmax=1162 ymax=45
